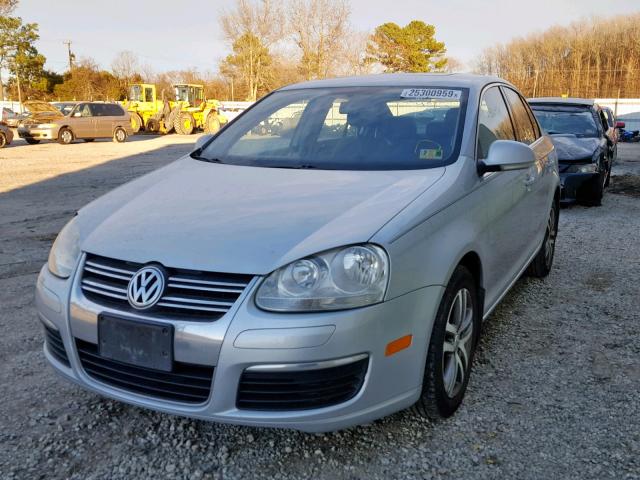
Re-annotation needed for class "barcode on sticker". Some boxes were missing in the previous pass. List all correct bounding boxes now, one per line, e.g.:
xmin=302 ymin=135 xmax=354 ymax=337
xmin=401 ymin=88 xmax=461 ymax=100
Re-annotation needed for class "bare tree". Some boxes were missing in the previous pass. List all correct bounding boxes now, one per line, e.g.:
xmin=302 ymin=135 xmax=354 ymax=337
xmin=219 ymin=0 xmax=283 ymax=101
xmin=288 ymin=0 xmax=351 ymax=80
xmin=475 ymin=13 xmax=640 ymax=98
xmin=111 ymin=50 xmax=141 ymax=86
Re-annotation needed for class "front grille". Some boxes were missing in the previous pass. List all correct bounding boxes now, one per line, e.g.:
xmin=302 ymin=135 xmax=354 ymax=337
xmin=81 ymin=254 xmax=253 ymax=321
xmin=43 ymin=323 xmax=70 ymax=367
xmin=237 ymin=357 xmax=369 ymax=411
xmin=75 ymin=339 xmax=214 ymax=403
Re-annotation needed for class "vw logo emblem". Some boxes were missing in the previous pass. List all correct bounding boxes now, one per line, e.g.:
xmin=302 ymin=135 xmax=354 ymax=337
xmin=127 ymin=266 xmax=165 ymax=309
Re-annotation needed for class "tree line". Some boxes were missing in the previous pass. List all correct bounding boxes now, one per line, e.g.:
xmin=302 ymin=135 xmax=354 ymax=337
xmin=3 ymin=0 xmax=640 ymax=103
xmin=475 ymin=13 xmax=640 ymax=98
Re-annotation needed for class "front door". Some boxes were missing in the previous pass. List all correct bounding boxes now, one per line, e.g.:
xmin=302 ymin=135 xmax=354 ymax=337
xmin=70 ymin=103 xmax=96 ymax=139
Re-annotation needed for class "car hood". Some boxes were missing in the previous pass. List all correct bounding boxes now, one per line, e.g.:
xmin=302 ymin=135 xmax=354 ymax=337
xmin=549 ymin=135 xmax=601 ymax=162
xmin=23 ymin=100 xmax=61 ymax=114
xmin=80 ymin=158 xmax=445 ymax=275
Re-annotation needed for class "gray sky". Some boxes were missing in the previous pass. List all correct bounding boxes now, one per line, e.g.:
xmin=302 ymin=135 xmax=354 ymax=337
xmin=16 ymin=0 xmax=640 ymax=74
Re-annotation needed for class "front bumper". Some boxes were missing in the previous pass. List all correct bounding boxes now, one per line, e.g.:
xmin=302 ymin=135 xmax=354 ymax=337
xmin=18 ymin=127 xmax=55 ymax=140
xmin=36 ymin=260 xmax=443 ymax=432
xmin=559 ymin=171 xmax=600 ymax=203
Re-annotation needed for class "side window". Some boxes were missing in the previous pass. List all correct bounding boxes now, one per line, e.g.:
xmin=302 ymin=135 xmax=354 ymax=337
xmin=78 ymin=104 xmax=92 ymax=117
xmin=144 ymin=88 xmax=154 ymax=103
xmin=477 ymin=86 xmax=515 ymax=159
xmin=318 ymin=100 xmax=349 ymax=141
xmin=598 ymin=110 xmax=609 ymax=131
xmin=502 ymin=88 xmax=537 ymax=144
xmin=105 ymin=104 xmax=125 ymax=116
xmin=89 ymin=104 xmax=105 ymax=117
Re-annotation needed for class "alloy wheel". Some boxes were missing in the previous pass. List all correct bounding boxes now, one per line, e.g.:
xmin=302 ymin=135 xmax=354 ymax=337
xmin=61 ymin=130 xmax=72 ymax=144
xmin=544 ymin=207 xmax=557 ymax=268
xmin=442 ymin=288 xmax=474 ymax=398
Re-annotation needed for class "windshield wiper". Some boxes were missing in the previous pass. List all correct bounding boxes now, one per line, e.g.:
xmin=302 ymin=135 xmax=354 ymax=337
xmin=191 ymin=153 xmax=225 ymax=164
xmin=266 ymin=164 xmax=317 ymax=169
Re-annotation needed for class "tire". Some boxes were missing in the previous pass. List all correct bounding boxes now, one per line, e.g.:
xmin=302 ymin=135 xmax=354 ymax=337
xmin=0 ymin=132 xmax=6 ymax=148
xmin=413 ymin=266 xmax=479 ymax=419
xmin=58 ymin=128 xmax=74 ymax=145
xmin=580 ymin=172 xmax=605 ymax=207
xmin=113 ymin=127 xmax=127 ymax=143
xmin=174 ymin=112 xmax=195 ymax=135
xmin=84 ymin=138 xmax=95 ymax=142
xmin=24 ymin=137 xmax=40 ymax=145
xmin=129 ymin=112 xmax=142 ymax=133
xmin=526 ymin=200 xmax=558 ymax=278
xmin=146 ymin=118 xmax=160 ymax=133
xmin=204 ymin=114 xmax=221 ymax=134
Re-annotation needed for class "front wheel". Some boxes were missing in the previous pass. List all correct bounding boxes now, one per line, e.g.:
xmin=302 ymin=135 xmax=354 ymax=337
xmin=129 ymin=112 xmax=142 ymax=133
xmin=58 ymin=128 xmax=74 ymax=145
xmin=526 ymin=200 xmax=558 ymax=278
xmin=413 ymin=266 xmax=479 ymax=419
xmin=113 ymin=127 xmax=127 ymax=143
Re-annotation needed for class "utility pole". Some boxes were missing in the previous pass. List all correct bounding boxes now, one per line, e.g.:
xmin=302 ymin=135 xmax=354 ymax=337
xmin=63 ymin=40 xmax=74 ymax=71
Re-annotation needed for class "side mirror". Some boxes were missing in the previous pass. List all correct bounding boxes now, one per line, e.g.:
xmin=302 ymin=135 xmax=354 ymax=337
xmin=615 ymin=121 xmax=625 ymax=129
xmin=73 ymin=112 xmax=82 ymax=117
xmin=478 ymin=140 xmax=536 ymax=175
xmin=194 ymin=134 xmax=214 ymax=151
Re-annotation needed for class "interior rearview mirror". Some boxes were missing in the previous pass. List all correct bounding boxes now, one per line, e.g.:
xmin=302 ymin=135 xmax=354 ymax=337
xmin=194 ymin=134 xmax=214 ymax=152
xmin=478 ymin=140 xmax=536 ymax=175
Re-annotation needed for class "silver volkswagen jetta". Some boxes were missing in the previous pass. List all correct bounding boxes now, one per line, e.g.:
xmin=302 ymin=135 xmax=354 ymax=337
xmin=36 ymin=74 xmax=559 ymax=432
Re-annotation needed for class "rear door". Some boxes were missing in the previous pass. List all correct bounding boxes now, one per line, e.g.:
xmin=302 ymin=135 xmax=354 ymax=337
xmin=501 ymin=87 xmax=553 ymax=260
xmin=89 ymin=104 xmax=111 ymax=137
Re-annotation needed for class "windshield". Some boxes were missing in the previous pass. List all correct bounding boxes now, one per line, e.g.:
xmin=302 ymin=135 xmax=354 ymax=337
xmin=197 ymin=86 xmax=467 ymax=170
xmin=531 ymin=106 xmax=599 ymax=137
xmin=129 ymin=85 xmax=143 ymax=102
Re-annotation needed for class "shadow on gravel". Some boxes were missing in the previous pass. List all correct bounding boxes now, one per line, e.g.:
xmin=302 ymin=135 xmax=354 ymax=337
xmin=0 ymin=141 xmax=194 ymax=280
xmin=608 ymin=174 xmax=640 ymax=197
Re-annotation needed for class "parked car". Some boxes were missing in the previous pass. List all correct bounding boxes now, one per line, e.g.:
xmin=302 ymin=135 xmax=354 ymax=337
xmin=0 ymin=122 xmax=13 ymax=148
xmin=37 ymin=74 xmax=559 ymax=432
xmin=529 ymin=98 xmax=613 ymax=206
xmin=2 ymin=107 xmax=22 ymax=127
xmin=18 ymin=101 xmax=132 ymax=144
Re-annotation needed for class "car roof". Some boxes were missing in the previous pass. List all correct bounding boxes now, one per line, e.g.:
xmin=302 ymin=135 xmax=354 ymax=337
xmin=278 ymin=73 xmax=509 ymax=91
xmin=528 ymin=97 xmax=595 ymax=107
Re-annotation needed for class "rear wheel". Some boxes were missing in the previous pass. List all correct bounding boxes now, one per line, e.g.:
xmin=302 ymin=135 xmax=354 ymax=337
xmin=174 ymin=112 xmax=195 ymax=135
xmin=527 ymin=200 xmax=558 ymax=278
xmin=58 ymin=128 xmax=74 ymax=145
xmin=146 ymin=118 xmax=160 ymax=133
xmin=24 ymin=137 xmax=40 ymax=145
xmin=204 ymin=113 xmax=221 ymax=134
xmin=129 ymin=112 xmax=142 ymax=133
xmin=113 ymin=127 xmax=127 ymax=143
xmin=413 ymin=266 xmax=479 ymax=419
xmin=0 ymin=132 xmax=6 ymax=148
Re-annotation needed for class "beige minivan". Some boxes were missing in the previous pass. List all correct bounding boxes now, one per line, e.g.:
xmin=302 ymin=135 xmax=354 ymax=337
xmin=18 ymin=101 xmax=133 ymax=145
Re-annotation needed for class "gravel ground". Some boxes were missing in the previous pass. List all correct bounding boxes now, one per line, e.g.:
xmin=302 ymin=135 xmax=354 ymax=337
xmin=1 ymin=136 xmax=639 ymax=480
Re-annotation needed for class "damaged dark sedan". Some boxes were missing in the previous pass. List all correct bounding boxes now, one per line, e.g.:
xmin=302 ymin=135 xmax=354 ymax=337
xmin=529 ymin=98 xmax=613 ymax=206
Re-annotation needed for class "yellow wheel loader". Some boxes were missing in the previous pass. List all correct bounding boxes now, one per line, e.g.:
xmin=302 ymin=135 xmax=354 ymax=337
xmin=122 ymin=84 xmax=173 ymax=134
xmin=166 ymin=84 xmax=227 ymax=135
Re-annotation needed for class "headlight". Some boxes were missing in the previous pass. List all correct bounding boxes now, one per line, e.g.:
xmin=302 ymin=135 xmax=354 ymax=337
xmin=567 ymin=163 xmax=598 ymax=173
xmin=48 ymin=217 xmax=81 ymax=278
xmin=256 ymin=244 xmax=389 ymax=312
xmin=37 ymin=123 xmax=57 ymax=128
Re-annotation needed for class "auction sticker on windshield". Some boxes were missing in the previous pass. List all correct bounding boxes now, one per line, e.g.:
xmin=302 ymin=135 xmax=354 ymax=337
xmin=401 ymin=88 xmax=461 ymax=100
